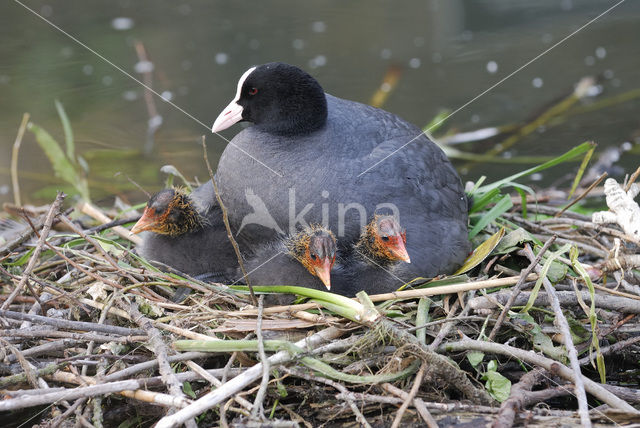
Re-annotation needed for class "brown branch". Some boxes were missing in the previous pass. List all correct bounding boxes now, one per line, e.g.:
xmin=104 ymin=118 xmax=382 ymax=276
xmin=382 ymin=383 xmax=438 ymax=428
xmin=554 ymin=172 xmax=607 ymax=218
xmin=492 ymin=367 xmax=546 ymax=428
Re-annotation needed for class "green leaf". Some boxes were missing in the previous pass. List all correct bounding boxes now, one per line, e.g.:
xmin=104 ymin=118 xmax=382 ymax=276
xmin=521 ymin=244 xmax=571 ymax=313
xmin=28 ymin=121 xmax=90 ymax=202
xmin=454 ymin=228 xmax=505 ymax=274
xmin=182 ymin=381 xmax=196 ymax=399
xmin=467 ymin=351 xmax=484 ymax=369
xmin=493 ymin=227 xmax=534 ymax=255
xmin=483 ymin=369 xmax=511 ymax=402
xmin=54 ymin=99 xmax=75 ymax=162
xmin=28 ymin=122 xmax=78 ymax=186
xmin=469 ymin=194 xmax=513 ymax=238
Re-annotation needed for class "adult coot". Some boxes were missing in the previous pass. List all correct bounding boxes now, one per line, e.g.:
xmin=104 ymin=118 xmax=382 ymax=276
xmin=212 ymin=62 xmax=469 ymax=279
xmin=131 ymin=184 xmax=238 ymax=283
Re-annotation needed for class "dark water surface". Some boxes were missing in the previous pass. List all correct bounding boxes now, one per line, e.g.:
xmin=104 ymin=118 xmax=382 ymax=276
xmin=1 ymin=0 xmax=639 ymax=205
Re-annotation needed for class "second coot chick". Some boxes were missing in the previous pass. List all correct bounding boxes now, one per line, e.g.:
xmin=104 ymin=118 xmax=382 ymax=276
xmin=333 ymin=215 xmax=412 ymax=297
xmin=240 ymin=225 xmax=338 ymax=291
xmin=131 ymin=184 xmax=238 ymax=283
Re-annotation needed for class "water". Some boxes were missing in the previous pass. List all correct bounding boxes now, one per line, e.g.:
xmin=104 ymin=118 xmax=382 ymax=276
xmin=1 ymin=0 xmax=639 ymax=205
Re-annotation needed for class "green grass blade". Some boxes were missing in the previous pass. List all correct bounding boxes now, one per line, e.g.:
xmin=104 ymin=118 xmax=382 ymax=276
xmin=469 ymin=194 xmax=513 ymax=238
xmin=567 ymin=142 xmax=595 ymax=199
xmin=54 ymin=100 xmax=75 ymax=162
xmin=474 ymin=142 xmax=595 ymax=195
xmin=28 ymin=122 xmax=79 ymax=187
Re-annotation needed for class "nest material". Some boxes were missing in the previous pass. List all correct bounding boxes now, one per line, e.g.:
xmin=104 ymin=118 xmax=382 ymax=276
xmin=1 ymin=188 xmax=639 ymax=428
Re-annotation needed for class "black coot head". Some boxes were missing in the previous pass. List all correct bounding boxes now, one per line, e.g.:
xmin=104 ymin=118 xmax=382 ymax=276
xmin=211 ymin=62 xmax=328 ymax=136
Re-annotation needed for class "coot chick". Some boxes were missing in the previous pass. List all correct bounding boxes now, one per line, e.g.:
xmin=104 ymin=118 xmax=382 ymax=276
xmin=241 ymin=225 xmax=337 ymax=291
xmin=333 ymin=215 xmax=412 ymax=297
xmin=211 ymin=62 xmax=470 ymax=279
xmin=131 ymin=184 xmax=238 ymax=283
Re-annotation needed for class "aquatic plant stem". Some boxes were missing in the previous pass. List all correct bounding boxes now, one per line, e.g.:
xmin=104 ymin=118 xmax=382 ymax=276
xmin=11 ymin=113 xmax=29 ymax=207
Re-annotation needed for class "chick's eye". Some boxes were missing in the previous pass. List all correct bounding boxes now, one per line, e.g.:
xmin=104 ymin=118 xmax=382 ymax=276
xmin=248 ymin=87 xmax=258 ymax=96
xmin=310 ymin=253 xmax=317 ymax=261
xmin=381 ymin=236 xmax=390 ymax=242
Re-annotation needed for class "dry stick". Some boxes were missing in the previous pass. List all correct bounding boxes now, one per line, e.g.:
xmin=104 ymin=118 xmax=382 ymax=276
xmin=201 ymin=136 xmax=256 ymax=305
xmin=80 ymin=202 xmax=142 ymax=245
xmin=390 ymin=363 xmax=428 ymax=428
xmin=184 ymin=361 xmax=255 ymax=412
xmin=578 ymin=335 xmax=640 ymax=366
xmin=382 ymin=383 xmax=438 ymax=428
xmin=0 ymin=309 xmax=145 ymax=335
xmin=133 ymin=40 xmax=162 ymax=155
xmin=155 ymin=326 xmax=344 ymax=428
xmin=522 ymin=247 xmax=597 ymax=427
xmin=127 ymin=301 xmax=196 ymax=428
xmin=58 ymin=215 xmax=140 ymax=284
xmin=624 ymin=165 xmax=640 ymax=192
xmin=441 ymin=339 xmax=637 ymax=413
xmin=251 ymin=295 xmax=270 ymax=420
xmin=554 ymin=172 xmax=607 ymax=218
xmin=488 ymin=237 xmax=556 ymax=342
xmin=0 ymin=378 xmax=190 ymax=412
xmin=427 ymin=298 xmax=460 ymax=351
xmin=283 ymin=367 xmax=372 ymax=428
xmin=492 ymin=367 xmax=547 ymax=428
xmin=1 ymin=192 xmax=64 ymax=310
xmin=11 ymin=112 xmax=30 ymax=207
xmin=430 ymin=291 xmax=477 ymax=351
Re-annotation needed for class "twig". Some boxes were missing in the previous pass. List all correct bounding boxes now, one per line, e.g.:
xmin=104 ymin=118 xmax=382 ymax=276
xmin=441 ymin=339 xmax=637 ymax=413
xmin=251 ymin=295 xmax=270 ymax=420
xmin=488 ymin=238 xmax=556 ymax=341
xmin=127 ymin=300 xmax=196 ymax=427
xmin=382 ymin=383 xmax=438 ymax=428
xmin=58 ymin=215 xmax=140 ymax=284
xmin=554 ymin=172 xmax=607 ymax=218
xmin=492 ymin=367 xmax=547 ymax=428
xmin=390 ymin=362 xmax=427 ymax=428
xmin=133 ymin=40 xmax=162 ymax=155
xmin=469 ymin=290 xmax=640 ymax=313
xmin=1 ymin=192 xmax=64 ymax=310
xmin=80 ymin=202 xmax=142 ymax=245
xmin=429 ymin=291 xmax=476 ymax=350
xmin=201 ymin=136 xmax=256 ymax=305
xmin=11 ymin=112 xmax=30 ymax=207
xmin=283 ymin=366 xmax=372 ymax=428
xmin=624 ymin=165 xmax=640 ymax=192
xmin=0 ymin=309 xmax=145 ymax=335
xmin=154 ymin=326 xmax=344 ymax=428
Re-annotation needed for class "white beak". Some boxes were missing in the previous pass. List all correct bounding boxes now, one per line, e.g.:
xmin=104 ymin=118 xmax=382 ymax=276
xmin=211 ymin=66 xmax=256 ymax=133
xmin=211 ymin=101 xmax=244 ymax=133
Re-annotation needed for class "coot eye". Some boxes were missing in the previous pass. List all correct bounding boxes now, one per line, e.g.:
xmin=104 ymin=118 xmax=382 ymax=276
xmin=381 ymin=236 xmax=390 ymax=242
xmin=310 ymin=253 xmax=317 ymax=261
xmin=248 ymin=87 xmax=258 ymax=96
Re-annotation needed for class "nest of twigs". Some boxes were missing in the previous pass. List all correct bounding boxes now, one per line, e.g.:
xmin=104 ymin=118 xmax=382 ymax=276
xmin=1 ymin=184 xmax=640 ymax=428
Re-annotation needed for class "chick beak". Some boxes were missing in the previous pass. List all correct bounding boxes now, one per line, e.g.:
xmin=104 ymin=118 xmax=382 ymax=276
xmin=130 ymin=207 xmax=157 ymax=235
xmin=388 ymin=237 xmax=411 ymax=263
xmin=313 ymin=257 xmax=333 ymax=290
